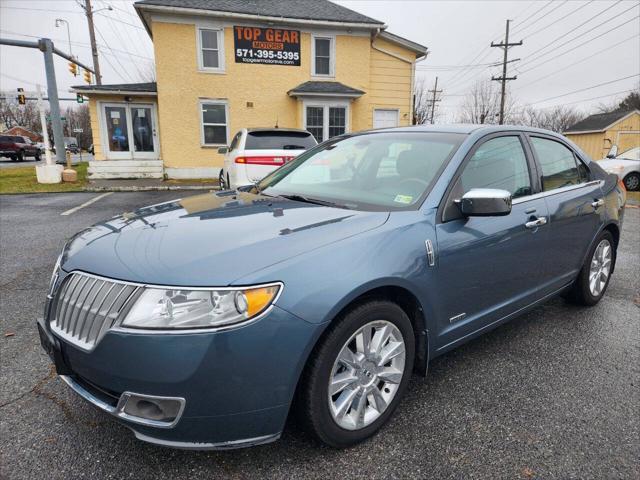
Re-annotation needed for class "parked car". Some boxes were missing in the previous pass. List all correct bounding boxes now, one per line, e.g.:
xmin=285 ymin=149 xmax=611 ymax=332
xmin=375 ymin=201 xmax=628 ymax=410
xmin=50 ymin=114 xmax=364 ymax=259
xmin=598 ymin=146 xmax=640 ymax=191
xmin=218 ymin=128 xmax=317 ymax=189
xmin=0 ymin=135 xmax=41 ymax=161
xmin=64 ymin=136 xmax=79 ymax=154
xmin=38 ymin=125 xmax=625 ymax=450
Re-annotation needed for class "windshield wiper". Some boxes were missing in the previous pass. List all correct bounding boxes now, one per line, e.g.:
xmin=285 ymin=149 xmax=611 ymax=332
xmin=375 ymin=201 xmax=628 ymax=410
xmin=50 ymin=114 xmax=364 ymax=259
xmin=282 ymin=144 xmax=305 ymax=150
xmin=278 ymin=194 xmax=352 ymax=210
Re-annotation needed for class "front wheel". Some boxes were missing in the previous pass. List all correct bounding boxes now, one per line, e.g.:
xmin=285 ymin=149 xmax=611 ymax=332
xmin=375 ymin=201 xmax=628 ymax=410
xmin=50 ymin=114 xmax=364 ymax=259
xmin=34 ymin=151 xmax=41 ymax=161
xmin=16 ymin=151 xmax=24 ymax=162
xmin=566 ymin=230 xmax=616 ymax=306
xmin=623 ymin=172 xmax=640 ymax=192
xmin=299 ymin=301 xmax=415 ymax=448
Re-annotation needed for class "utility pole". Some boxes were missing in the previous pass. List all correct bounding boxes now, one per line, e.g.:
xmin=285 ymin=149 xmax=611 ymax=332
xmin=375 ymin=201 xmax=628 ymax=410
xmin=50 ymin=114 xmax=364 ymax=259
xmin=36 ymin=85 xmax=53 ymax=166
xmin=427 ymin=76 xmax=442 ymax=124
xmin=491 ymin=20 xmax=522 ymax=124
xmin=84 ymin=0 xmax=102 ymax=84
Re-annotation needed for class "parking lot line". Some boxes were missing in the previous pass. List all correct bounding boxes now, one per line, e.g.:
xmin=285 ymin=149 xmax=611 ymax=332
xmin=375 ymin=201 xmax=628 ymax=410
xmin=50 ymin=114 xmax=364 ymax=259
xmin=60 ymin=192 xmax=113 ymax=216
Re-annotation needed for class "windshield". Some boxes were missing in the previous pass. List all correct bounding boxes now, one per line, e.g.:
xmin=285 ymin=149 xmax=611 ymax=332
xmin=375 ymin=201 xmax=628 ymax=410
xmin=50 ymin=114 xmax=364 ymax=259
xmin=617 ymin=147 xmax=639 ymax=160
xmin=254 ymin=132 xmax=464 ymax=211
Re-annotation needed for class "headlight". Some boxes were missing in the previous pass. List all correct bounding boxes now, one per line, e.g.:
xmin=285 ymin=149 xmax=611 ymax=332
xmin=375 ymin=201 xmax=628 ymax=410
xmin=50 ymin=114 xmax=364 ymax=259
xmin=48 ymin=252 xmax=63 ymax=295
xmin=121 ymin=284 xmax=281 ymax=330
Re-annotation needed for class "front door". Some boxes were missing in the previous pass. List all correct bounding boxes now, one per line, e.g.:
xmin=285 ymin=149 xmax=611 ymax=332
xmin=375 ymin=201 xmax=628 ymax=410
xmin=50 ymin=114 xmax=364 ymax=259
xmin=101 ymin=103 xmax=158 ymax=159
xmin=432 ymin=134 xmax=551 ymax=350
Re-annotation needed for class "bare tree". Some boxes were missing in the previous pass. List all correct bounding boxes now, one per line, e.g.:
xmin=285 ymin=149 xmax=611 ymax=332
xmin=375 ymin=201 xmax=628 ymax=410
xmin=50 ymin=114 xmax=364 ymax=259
xmin=518 ymin=105 xmax=585 ymax=133
xmin=0 ymin=98 xmax=42 ymax=133
xmin=413 ymin=78 xmax=430 ymax=125
xmin=62 ymin=105 xmax=92 ymax=149
xmin=457 ymin=80 xmax=516 ymax=124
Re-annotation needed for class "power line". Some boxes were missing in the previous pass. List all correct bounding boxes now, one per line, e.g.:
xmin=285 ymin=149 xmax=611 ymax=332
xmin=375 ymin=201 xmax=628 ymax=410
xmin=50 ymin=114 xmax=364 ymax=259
xmin=530 ymin=74 xmax=640 ymax=105
xmin=511 ymin=0 xmax=555 ymax=31
xmin=511 ymin=0 xmax=569 ymax=36
xmin=518 ymin=34 xmax=639 ymax=88
xmin=518 ymin=0 xmax=630 ymax=69
xmin=93 ymin=24 xmax=134 ymax=83
xmin=518 ymin=15 xmax=640 ymax=74
xmin=520 ymin=0 xmax=595 ymax=40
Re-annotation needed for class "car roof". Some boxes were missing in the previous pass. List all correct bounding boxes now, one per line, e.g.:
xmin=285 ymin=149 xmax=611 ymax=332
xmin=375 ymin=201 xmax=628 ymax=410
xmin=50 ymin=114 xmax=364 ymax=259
xmin=369 ymin=123 xmax=566 ymax=137
xmin=245 ymin=128 xmax=311 ymax=134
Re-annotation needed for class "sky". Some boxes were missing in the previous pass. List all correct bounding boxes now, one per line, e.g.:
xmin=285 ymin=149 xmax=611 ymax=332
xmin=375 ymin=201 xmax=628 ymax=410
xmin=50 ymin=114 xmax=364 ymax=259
xmin=1 ymin=0 xmax=639 ymax=121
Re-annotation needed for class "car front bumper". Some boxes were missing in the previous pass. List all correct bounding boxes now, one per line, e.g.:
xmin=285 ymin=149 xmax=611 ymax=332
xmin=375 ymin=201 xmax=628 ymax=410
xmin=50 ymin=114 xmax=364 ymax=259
xmin=37 ymin=305 xmax=323 ymax=449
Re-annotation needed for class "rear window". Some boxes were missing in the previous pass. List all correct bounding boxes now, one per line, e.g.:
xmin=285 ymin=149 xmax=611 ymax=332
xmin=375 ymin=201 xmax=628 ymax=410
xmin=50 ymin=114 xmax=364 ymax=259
xmin=245 ymin=131 xmax=317 ymax=150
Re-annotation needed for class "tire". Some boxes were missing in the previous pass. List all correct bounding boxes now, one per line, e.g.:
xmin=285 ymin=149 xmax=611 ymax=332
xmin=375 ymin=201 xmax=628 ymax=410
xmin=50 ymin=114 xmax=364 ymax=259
xmin=566 ymin=230 xmax=615 ymax=306
xmin=218 ymin=169 xmax=227 ymax=190
xmin=16 ymin=151 xmax=24 ymax=162
xmin=299 ymin=300 xmax=415 ymax=448
xmin=623 ymin=172 xmax=640 ymax=192
xmin=34 ymin=151 xmax=41 ymax=161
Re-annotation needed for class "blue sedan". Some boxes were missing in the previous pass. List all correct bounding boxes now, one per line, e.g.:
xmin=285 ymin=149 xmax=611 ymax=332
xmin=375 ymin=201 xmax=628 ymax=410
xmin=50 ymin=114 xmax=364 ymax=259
xmin=37 ymin=125 xmax=626 ymax=449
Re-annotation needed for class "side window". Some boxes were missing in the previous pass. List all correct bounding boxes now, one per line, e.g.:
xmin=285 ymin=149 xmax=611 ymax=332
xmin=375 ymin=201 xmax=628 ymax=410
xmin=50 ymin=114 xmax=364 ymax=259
xmin=459 ymin=136 xmax=532 ymax=198
xmin=530 ymin=137 xmax=581 ymax=191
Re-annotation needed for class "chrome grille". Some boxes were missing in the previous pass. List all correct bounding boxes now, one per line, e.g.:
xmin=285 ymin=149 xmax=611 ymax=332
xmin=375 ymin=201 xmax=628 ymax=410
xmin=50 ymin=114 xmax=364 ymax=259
xmin=50 ymin=272 xmax=141 ymax=351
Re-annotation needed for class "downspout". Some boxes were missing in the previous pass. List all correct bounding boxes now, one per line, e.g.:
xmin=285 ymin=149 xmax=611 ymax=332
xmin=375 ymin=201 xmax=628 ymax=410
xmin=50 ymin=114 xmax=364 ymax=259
xmin=371 ymin=29 xmax=429 ymax=125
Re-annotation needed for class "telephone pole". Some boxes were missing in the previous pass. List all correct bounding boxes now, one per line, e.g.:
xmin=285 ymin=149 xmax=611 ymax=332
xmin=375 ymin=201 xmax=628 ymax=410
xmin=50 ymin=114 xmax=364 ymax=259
xmin=427 ymin=76 xmax=442 ymax=124
xmin=491 ymin=20 xmax=522 ymax=124
xmin=84 ymin=0 xmax=102 ymax=84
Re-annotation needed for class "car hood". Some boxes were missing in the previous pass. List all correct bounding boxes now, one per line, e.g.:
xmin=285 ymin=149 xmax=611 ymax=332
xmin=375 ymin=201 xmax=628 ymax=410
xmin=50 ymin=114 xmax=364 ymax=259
xmin=61 ymin=191 xmax=389 ymax=286
xmin=597 ymin=158 xmax=639 ymax=169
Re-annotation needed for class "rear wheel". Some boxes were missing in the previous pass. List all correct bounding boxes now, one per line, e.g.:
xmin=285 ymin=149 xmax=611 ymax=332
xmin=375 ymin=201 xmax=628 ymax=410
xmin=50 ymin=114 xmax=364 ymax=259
xmin=566 ymin=230 xmax=615 ymax=306
xmin=16 ymin=151 xmax=24 ymax=162
xmin=218 ymin=169 xmax=226 ymax=190
xmin=623 ymin=172 xmax=640 ymax=192
xmin=34 ymin=151 xmax=41 ymax=161
xmin=299 ymin=301 xmax=415 ymax=448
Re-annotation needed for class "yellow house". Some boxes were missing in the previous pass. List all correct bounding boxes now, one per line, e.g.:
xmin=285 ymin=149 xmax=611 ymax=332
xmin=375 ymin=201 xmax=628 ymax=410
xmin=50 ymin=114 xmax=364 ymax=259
xmin=564 ymin=109 xmax=640 ymax=160
xmin=72 ymin=0 xmax=427 ymax=179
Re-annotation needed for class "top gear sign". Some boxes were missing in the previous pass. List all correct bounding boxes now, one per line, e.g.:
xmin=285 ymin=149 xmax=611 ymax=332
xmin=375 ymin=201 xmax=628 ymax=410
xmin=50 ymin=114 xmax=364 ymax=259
xmin=233 ymin=26 xmax=301 ymax=66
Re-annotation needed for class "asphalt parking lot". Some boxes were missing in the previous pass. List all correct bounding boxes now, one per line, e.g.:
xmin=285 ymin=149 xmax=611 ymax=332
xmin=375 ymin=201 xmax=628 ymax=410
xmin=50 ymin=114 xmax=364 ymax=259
xmin=0 ymin=191 xmax=638 ymax=479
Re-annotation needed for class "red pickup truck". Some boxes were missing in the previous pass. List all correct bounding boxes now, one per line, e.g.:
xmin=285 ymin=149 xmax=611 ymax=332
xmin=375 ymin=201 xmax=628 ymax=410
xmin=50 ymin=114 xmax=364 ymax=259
xmin=0 ymin=135 xmax=41 ymax=161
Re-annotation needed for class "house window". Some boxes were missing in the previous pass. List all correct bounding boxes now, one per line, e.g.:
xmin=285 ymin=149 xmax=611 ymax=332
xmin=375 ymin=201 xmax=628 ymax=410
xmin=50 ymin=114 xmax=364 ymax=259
xmin=200 ymin=101 xmax=228 ymax=146
xmin=305 ymin=104 xmax=347 ymax=142
xmin=312 ymin=36 xmax=333 ymax=76
xmin=199 ymin=28 xmax=224 ymax=71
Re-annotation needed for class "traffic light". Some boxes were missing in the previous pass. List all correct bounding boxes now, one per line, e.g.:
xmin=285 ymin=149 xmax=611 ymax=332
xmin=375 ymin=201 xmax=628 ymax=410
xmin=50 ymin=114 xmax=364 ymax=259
xmin=68 ymin=61 xmax=78 ymax=76
xmin=83 ymin=69 xmax=92 ymax=84
xmin=17 ymin=87 xmax=25 ymax=105
xmin=76 ymin=93 xmax=84 ymax=104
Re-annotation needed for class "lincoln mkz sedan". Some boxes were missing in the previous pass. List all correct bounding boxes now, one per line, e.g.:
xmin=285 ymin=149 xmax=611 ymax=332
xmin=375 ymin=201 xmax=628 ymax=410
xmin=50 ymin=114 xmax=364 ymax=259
xmin=38 ymin=125 xmax=626 ymax=449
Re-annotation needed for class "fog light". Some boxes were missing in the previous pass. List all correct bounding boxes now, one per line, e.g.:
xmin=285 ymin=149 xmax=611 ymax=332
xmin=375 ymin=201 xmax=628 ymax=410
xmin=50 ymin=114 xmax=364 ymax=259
xmin=118 ymin=393 xmax=185 ymax=427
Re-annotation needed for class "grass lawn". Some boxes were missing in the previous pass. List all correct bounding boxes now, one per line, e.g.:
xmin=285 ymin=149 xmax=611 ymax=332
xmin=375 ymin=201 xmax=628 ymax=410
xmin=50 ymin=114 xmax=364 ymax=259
xmin=0 ymin=163 xmax=88 ymax=194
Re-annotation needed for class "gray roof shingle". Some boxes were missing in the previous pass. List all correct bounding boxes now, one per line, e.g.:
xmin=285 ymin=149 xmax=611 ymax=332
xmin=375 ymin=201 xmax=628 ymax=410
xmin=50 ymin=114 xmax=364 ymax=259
xmin=134 ymin=0 xmax=383 ymax=25
xmin=72 ymin=82 xmax=157 ymax=93
xmin=288 ymin=81 xmax=365 ymax=97
xmin=565 ymin=110 xmax=638 ymax=133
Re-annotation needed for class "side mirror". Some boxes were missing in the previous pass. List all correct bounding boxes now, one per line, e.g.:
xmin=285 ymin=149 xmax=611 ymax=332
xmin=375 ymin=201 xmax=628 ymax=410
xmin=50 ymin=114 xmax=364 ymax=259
xmin=458 ymin=188 xmax=512 ymax=217
xmin=217 ymin=146 xmax=228 ymax=154
xmin=606 ymin=145 xmax=618 ymax=159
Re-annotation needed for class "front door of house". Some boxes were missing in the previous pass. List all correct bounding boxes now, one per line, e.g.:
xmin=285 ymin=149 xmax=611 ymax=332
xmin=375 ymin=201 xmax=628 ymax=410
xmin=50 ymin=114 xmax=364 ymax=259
xmin=102 ymin=103 xmax=158 ymax=159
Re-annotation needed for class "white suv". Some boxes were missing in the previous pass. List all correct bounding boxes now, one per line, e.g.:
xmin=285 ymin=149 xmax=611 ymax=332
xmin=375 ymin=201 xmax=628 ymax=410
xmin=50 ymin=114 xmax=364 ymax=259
xmin=218 ymin=128 xmax=317 ymax=189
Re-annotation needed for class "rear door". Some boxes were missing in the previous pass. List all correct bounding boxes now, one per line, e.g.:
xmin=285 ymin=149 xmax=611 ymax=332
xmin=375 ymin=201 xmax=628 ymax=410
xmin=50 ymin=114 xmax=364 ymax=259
xmin=527 ymin=135 xmax=605 ymax=291
xmin=433 ymin=133 xmax=551 ymax=348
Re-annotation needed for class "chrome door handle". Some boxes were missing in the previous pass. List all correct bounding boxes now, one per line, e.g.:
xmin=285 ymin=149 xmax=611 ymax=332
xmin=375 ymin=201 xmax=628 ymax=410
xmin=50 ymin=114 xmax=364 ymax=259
xmin=591 ymin=199 xmax=605 ymax=209
xmin=525 ymin=216 xmax=547 ymax=229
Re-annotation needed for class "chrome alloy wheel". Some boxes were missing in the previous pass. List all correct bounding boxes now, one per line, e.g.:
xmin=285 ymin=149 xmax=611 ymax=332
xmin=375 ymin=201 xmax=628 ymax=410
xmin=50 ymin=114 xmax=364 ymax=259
xmin=589 ymin=239 xmax=612 ymax=297
xmin=328 ymin=320 xmax=406 ymax=431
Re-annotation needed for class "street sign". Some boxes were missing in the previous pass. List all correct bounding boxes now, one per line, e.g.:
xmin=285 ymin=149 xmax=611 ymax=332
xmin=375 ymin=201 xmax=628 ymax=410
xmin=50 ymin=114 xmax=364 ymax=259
xmin=76 ymin=93 xmax=84 ymax=104
xmin=73 ymin=128 xmax=83 ymax=133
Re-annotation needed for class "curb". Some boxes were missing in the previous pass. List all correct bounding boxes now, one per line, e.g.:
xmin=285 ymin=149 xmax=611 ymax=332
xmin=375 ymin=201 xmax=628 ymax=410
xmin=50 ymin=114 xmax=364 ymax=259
xmin=86 ymin=185 xmax=220 ymax=192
